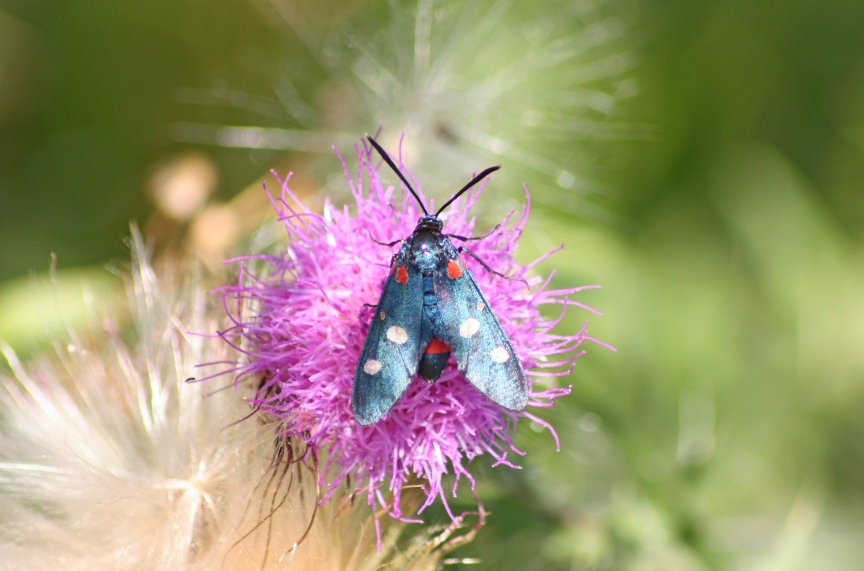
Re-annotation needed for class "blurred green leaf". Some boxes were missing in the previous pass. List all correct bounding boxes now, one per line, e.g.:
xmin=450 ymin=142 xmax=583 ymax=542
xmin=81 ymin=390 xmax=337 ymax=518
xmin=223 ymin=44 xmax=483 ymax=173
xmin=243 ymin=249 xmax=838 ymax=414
xmin=0 ymin=267 xmax=121 ymax=356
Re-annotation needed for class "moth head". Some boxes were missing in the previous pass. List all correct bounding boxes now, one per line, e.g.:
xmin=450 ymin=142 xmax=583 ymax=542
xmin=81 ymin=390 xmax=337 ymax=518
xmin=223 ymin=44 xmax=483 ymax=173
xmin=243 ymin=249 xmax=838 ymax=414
xmin=416 ymin=215 xmax=444 ymax=232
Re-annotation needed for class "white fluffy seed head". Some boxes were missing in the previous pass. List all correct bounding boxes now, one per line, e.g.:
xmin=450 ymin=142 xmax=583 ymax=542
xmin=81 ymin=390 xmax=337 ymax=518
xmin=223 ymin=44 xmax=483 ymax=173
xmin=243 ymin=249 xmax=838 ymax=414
xmin=0 ymin=229 xmax=449 ymax=570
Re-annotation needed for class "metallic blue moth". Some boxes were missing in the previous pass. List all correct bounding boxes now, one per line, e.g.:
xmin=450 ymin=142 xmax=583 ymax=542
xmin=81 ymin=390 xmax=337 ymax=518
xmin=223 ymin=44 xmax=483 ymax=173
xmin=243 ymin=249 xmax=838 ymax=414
xmin=352 ymin=136 xmax=528 ymax=425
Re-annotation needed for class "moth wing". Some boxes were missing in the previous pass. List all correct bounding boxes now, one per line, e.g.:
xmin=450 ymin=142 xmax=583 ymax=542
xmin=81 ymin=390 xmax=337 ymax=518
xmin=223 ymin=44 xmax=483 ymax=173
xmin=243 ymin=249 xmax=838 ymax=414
xmin=434 ymin=257 xmax=529 ymax=410
xmin=353 ymin=259 xmax=424 ymax=425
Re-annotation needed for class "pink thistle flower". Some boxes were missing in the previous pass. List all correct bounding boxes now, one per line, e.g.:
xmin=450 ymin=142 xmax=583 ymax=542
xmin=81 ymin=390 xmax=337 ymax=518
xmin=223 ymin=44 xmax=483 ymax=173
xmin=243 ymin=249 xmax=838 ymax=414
xmin=216 ymin=138 xmax=609 ymax=527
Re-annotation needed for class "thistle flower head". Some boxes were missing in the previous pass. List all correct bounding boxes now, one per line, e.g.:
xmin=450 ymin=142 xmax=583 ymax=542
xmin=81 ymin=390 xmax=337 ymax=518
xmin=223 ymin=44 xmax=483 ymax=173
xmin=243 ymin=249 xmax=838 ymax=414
xmin=221 ymin=139 xmax=607 ymax=520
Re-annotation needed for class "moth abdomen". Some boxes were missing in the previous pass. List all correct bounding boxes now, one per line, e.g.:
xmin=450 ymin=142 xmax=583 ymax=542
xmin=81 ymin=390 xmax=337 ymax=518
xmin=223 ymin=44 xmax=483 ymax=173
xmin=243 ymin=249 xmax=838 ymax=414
xmin=418 ymin=339 xmax=451 ymax=381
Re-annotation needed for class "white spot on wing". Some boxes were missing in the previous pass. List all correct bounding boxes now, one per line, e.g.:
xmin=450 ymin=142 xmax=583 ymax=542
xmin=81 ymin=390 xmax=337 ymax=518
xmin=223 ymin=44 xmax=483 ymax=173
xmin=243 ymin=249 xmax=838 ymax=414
xmin=363 ymin=359 xmax=383 ymax=375
xmin=490 ymin=346 xmax=510 ymax=363
xmin=459 ymin=318 xmax=481 ymax=338
xmin=386 ymin=325 xmax=409 ymax=344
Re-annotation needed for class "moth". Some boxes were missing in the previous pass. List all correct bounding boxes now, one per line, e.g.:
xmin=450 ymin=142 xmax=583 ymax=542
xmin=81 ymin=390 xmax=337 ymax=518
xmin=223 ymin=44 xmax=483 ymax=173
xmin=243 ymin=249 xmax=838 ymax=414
xmin=352 ymin=136 xmax=528 ymax=425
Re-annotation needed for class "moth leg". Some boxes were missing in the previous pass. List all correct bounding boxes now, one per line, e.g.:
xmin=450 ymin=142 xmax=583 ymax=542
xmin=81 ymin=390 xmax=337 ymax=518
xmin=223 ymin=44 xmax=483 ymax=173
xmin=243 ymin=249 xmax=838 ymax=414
xmin=446 ymin=224 xmax=501 ymax=243
xmin=458 ymin=245 xmax=530 ymax=288
xmin=365 ymin=229 xmax=403 ymax=247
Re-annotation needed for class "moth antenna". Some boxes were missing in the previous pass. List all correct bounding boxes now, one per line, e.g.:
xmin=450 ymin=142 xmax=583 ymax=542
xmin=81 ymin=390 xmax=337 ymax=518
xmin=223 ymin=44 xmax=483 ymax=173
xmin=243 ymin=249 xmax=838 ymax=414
xmin=435 ymin=165 xmax=501 ymax=216
xmin=366 ymin=135 xmax=428 ymax=215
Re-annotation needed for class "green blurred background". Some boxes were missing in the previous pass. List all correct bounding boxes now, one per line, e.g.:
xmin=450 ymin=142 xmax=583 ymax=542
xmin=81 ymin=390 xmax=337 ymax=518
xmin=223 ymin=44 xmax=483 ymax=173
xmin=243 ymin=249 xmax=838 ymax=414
xmin=2 ymin=0 xmax=864 ymax=569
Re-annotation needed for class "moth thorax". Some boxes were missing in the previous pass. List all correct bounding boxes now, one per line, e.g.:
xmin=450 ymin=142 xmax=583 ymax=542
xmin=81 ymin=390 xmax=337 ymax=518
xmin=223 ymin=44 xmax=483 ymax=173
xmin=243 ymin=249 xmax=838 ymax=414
xmin=412 ymin=231 xmax=442 ymax=273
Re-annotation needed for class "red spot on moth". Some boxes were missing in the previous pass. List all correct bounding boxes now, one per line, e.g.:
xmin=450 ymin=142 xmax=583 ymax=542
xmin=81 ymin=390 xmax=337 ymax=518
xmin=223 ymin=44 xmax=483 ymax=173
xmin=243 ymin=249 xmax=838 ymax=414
xmin=447 ymin=259 xmax=463 ymax=279
xmin=395 ymin=265 xmax=409 ymax=284
xmin=424 ymin=339 xmax=450 ymax=354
